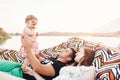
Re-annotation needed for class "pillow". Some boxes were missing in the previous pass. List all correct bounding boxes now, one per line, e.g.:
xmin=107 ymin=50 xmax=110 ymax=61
xmin=0 ymin=49 xmax=24 ymax=64
xmin=93 ymin=48 xmax=110 ymax=69
xmin=96 ymin=64 xmax=120 ymax=80
xmin=39 ymin=37 xmax=84 ymax=58
xmin=39 ymin=41 xmax=69 ymax=58
xmin=93 ymin=47 xmax=120 ymax=80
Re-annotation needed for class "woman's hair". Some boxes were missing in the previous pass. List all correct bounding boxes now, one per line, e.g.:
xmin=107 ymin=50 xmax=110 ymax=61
xmin=74 ymin=47 xmax=95 ymax=66
xmin=25 ymin=15 xmax=38 ymax=23
xmin=80 ymin=47 xmax=95 ymax=66
xmin=66 ymin=48 xmax=76 ymax=65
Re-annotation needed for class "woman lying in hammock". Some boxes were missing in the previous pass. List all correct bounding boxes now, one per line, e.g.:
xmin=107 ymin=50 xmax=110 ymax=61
xmin=53 ymin=47 xmax=96 ymax=80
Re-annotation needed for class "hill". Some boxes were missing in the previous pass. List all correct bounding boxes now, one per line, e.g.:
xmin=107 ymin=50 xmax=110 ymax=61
xmin=0 ymin=28 xmax=11 ymax=44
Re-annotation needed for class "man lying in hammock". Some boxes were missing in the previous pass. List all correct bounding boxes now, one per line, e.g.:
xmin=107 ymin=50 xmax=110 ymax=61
xmin=0 ymin=34 xmax=76 ymax=80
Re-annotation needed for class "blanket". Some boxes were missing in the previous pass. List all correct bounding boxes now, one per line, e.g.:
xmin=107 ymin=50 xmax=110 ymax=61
xmin=0 ymin=60 xmax=23 ymax=78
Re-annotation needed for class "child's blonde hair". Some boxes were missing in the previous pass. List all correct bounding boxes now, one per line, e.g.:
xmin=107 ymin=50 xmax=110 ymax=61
xmin=25 ymin=15 xmax=38 ymax=23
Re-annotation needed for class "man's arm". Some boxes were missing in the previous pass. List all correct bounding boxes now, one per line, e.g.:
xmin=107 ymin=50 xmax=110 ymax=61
xmin=35 ymin=53 xmax=45 ymax=62
xmin=22 ymin=34 xmax=55 ymax=76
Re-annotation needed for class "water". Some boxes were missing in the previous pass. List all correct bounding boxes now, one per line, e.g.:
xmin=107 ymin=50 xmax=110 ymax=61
xmin=0 ymin=36 xmax=120 ymax=51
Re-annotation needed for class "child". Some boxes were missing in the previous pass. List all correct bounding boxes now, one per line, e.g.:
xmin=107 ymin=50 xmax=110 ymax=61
xmin=18 ymin=15 xmax=39 ymax=66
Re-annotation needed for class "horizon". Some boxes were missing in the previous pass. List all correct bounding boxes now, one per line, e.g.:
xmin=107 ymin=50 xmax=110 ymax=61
xmin=1 ymin=0 xmax=120 ymax=33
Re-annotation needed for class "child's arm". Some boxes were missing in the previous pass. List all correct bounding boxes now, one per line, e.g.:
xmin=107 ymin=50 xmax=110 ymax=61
xmin=35 ymin=32 xmax=39 ymax=37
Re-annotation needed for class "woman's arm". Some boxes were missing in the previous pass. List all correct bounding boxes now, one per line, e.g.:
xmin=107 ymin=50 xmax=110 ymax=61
xmin=22 ymin=66 xmax=45 ymax=80
xmin=81 ymin=66 xmax=96 ymax=80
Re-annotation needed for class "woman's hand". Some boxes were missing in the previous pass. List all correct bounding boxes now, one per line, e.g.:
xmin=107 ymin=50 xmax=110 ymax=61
xmin=22 ymin=66 xmax=45 ymax=80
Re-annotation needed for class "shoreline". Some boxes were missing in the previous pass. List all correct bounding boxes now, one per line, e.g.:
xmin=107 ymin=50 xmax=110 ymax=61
xmin=9 ymin=31 xmax=120 ymax=37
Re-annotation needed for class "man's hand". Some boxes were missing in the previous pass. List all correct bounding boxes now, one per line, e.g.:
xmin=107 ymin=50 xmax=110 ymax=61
xmin=22 ymin=66 xmax=33 ymax=76
xmin=22 ymin=34 xmax=33 ymax=52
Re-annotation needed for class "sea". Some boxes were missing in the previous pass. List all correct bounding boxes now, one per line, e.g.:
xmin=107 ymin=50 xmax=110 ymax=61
xmin=0 ymin=36 xmax=120 ymax=51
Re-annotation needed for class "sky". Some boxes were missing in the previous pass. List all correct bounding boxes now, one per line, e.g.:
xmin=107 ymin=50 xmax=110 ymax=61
xmin=1 ymin=0 xmax=120 ymax=33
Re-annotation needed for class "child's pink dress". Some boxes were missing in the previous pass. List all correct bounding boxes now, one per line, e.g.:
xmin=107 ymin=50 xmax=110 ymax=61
xmin=18 ymin=27 xmax=39 ymax=58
